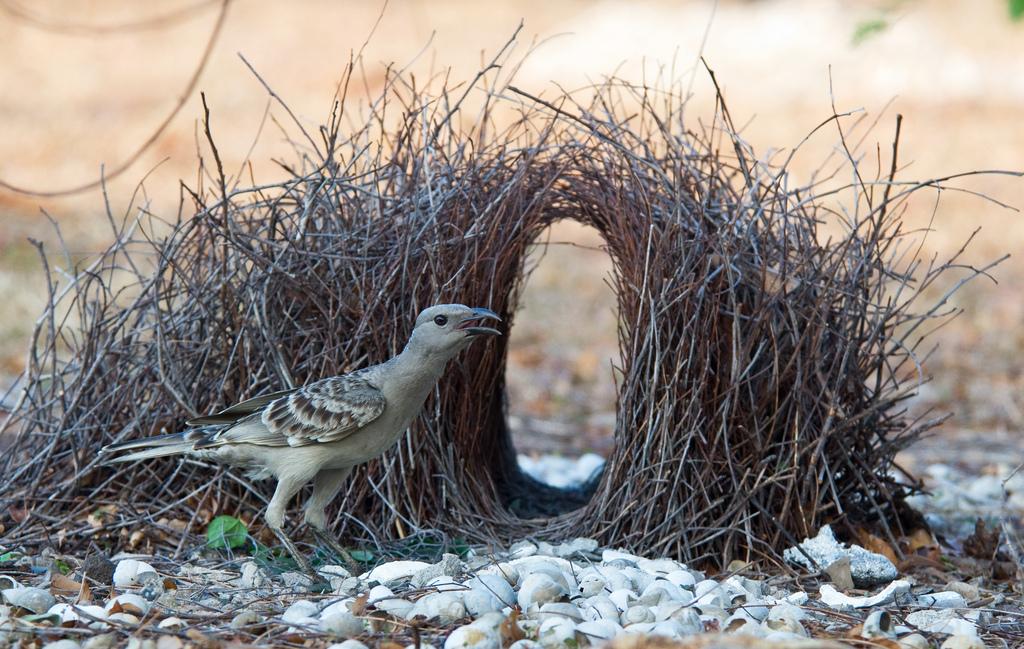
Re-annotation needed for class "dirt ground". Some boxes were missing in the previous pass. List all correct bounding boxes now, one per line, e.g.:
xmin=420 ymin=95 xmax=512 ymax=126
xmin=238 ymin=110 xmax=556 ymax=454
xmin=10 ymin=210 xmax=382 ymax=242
xmin=0 ymin=0 xmax=1022 ymax=469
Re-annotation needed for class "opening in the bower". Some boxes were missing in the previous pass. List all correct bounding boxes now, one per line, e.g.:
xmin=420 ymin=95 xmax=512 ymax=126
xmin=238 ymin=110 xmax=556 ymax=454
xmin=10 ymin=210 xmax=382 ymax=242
xmin=506 ymin=221 xmax=619 ymax=496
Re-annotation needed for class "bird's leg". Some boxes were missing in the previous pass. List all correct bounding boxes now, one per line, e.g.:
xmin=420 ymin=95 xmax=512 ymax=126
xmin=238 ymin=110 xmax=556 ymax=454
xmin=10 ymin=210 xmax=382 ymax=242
xmin=266 ymin=475 xmax=319 ymax=581
xmin=304 ymin=468 xmax=360 ymax=574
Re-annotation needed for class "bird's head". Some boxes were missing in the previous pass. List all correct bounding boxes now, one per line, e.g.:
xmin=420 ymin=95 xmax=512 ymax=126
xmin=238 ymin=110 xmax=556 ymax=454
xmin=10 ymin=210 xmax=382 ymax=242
xmin=407 ymin=304 xmax=502 ymax=358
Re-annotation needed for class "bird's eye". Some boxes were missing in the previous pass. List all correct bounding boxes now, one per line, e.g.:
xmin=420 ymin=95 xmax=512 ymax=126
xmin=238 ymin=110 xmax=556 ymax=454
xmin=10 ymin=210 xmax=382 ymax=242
xmin=433 ymin=315 xmax=448 ymax=327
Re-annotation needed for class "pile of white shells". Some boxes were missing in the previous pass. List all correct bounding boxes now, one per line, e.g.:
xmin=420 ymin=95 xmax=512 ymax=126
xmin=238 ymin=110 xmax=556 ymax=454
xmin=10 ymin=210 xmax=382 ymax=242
xmin=0 ymin=534 xmax=1002 ymax=649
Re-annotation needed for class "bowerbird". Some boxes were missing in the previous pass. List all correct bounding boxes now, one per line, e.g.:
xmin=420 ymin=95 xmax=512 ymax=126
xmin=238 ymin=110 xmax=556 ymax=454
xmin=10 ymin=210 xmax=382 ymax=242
xmin=102 ymin=304 xmax=501 ymax=574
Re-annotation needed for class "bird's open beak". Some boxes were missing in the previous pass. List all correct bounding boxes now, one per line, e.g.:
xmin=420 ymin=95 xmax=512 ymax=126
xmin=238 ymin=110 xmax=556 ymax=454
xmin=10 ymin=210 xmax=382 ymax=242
xmin=458 ymin=307 xmax=502 ymax=337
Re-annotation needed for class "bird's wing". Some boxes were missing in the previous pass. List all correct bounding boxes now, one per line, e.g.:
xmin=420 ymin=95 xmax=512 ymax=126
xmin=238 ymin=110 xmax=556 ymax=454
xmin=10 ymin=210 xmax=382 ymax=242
xmin=200 ymin=373 xmax=387 ymax=448
xmin=186 ymin=389 xmax=298 ymax=426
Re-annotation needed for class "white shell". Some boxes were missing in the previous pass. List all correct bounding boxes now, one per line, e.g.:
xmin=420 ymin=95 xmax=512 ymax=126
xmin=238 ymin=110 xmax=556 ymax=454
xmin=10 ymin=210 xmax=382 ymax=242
xmin=575 ymin=573 xmax=607 ymax=598
xmin=107 ymin=612 xmax=140 ymax=625
xmin=536 ymin=602 xmax=584 ymax=623
xmin=326 ymin=641 xmax=370 ymax=649
xmin=607 ymin=588 xmax=636 ymax=612
xmin=376 ymin=597 xmax=414 ymax=619
xmin=2 ymin=587 xmax=55 ymax=614
xmin=112 ymin=559 xmax=158 ymax=588
xmin=601 ymin=549 xmax=644 ymax=564
xmin=641 ymin=581 xmax=689 ymax=606
xmin=426 ymin=576 xmax=465 ymax=593
xmin=75 ymin=604 xmax=111 ymax=629
xmin=763 ymin=615 xmax=807 ymax=636
xmin=462 ymin=589 xmax=502 ymax=617
xmin=320 ymin=608 xmax=364 ymax=638
xmin=320 ymin=598 xmax=356 ymax=618
xmin=537 ymin=617 xmax=576 ymax=649
xmin=106 ymin=593 xmax=150 ymax=616
xmin=636 ymin=558 xmax=686 ymax=576
xmin=47 ymin=603 xmax=81 ymax=624
xmin=620 ymin=568 xmax=654 ymax=593
xmin=158 ymin=616 xmax=187 ymax=629
xmin=621 ymin=605 xmax=654 ymax=625
xmin=406 ymin=592 xmax=467 ymax=624
xmin=649 ymin=619 xmax=695 ymax=639
xmin=517 ymin=573 xmax=567 ymax=610
xmin=665 ymin=570 xmax=696 ymax=589
xmin=819 ymin=580 xmax=911 ymax=610
xmin=239 ymin=561 xmax=269 ymax=589
xmin=368 ymin=585 xmax=396 ymax=601
xmin=860 ymin=609 xmax=895 ymax=639
xmin=576 ymin=619 xmax=622 ymax=641
xmin=917 ymin=591 xmax=968 ymax=609
xmin=580 ymin=595 xmax=620 ymax=622
xmin=444 ymin=622 xmax=500 ymax=649
xmin=508 ymin=541 xmax=538 ymax=559
xmin=508 ymin=641 xmax=542 ymax=649
xmin=360 ymin=561 xmax=430 ymax=585
xmin=282 ymin=599 xmax=320 ymax=627
xmin=478 ymin=563 xmax=519 ymax=586
xmin=659 ymin=605 xmax=702 ymax=633
xmin=467 ymin=574 xmax=516 ymax=608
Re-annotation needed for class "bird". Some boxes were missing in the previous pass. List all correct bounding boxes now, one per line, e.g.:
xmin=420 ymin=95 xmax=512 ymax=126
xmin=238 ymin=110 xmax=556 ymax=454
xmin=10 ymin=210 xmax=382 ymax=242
xmin=101 ymin=304 xmax=501 ymax=575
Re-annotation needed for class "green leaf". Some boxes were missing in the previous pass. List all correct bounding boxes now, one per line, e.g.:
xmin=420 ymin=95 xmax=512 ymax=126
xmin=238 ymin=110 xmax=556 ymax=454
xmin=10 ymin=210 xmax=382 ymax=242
xmin=205 ymin=515 xmax=248 ymax=550
xmin=0 ymin=551 xmax=18 ymax=562
xmin=348 ymin=549 xmax=374 ymax=563
xmin=1011 ymin=0 xmax=1024 ymax=21
xmin=55 ymin=559 xmax=71 ymax=574
xmin=852 ymin=18 xmax=888 ymax=45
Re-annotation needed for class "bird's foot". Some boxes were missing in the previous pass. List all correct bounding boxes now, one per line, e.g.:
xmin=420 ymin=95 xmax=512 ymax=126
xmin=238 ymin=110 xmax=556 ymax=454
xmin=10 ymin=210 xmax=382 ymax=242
xmin=310 ymin=527 xmax=362 ymax=576
xmin=271 ymin=528 xmax=321 ymax=585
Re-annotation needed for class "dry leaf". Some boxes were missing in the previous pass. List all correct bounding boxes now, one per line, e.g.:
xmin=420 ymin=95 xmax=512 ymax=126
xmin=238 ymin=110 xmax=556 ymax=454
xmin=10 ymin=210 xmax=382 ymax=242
xmin=51 ymin=573 xmax=82 ymax=594
xmin=8 ymin=504 xmax=29 ymax=524
xmin=86 ymin=505 xmax=117 ymax=529
xmin=964 ymin=518 xmax=1000 ymax=559
xmin=77 ymin=578 xmax=92 ymax=605
xmin=351 ymin=592 xmax=369 ymax=617
xmin=128 ymin=529 xmax=145 ymax=550
xmin=500 ymin=608 xmax=525 ymax=645
xmin=856 ymin=529 xmax=899 ymax=565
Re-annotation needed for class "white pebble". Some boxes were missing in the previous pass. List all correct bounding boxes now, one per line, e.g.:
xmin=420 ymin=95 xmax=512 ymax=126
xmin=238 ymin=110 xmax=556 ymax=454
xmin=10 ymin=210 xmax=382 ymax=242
xmin=112 ymin=559 xmax=158 ymax=588
xmin=360 ymin=561 xmax=430 ymax=585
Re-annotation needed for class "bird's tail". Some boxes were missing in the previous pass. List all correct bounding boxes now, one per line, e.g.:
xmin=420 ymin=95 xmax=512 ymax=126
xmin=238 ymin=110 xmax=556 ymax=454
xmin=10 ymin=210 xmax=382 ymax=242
xmin=101 ymin=431 xmax=200 ymax=463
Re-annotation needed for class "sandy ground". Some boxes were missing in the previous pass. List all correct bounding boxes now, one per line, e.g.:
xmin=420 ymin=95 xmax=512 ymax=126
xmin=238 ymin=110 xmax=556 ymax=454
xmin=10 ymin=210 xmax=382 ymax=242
xmin=0 ymin=0 xmax=1022 ymax=463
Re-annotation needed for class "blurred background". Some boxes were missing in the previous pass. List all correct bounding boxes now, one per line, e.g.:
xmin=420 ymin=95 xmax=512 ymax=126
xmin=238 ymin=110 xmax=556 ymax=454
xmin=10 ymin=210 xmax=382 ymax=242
xmin=0 ymin=0 xmax=1021 ymax=481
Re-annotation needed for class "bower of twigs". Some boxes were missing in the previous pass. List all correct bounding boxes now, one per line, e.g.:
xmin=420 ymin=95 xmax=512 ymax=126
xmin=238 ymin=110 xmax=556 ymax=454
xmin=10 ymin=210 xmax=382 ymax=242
xmin=0 ymin=56 xmax=995 ymax=567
